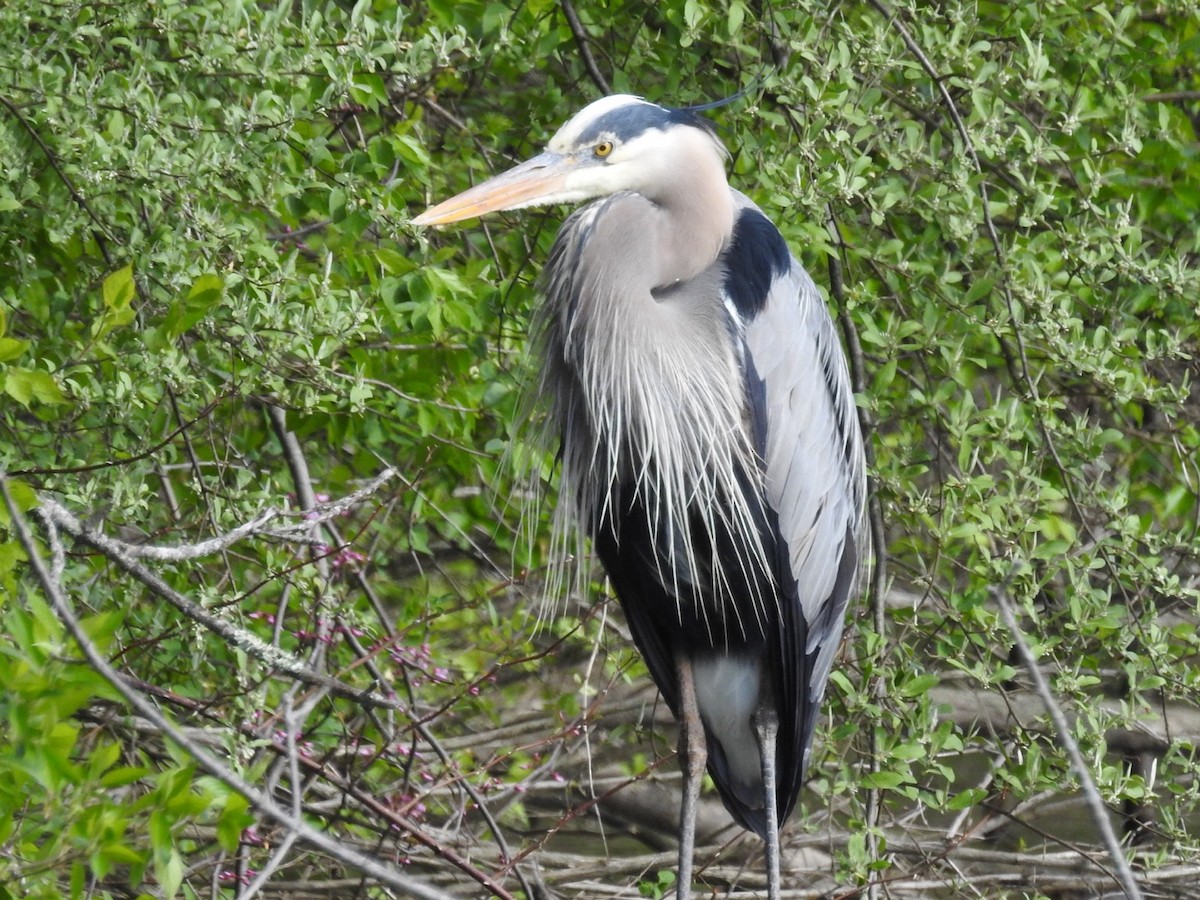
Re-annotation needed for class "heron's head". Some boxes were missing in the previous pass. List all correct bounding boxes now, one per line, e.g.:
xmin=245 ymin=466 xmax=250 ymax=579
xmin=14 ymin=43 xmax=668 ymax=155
xmin=412 ymin=95 xmax=728 ymax=226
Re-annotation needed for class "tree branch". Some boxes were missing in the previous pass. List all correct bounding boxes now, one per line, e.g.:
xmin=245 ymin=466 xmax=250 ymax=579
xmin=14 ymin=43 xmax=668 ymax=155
xmin=34 ymin=480 xmax=404 ymax=711
xmin=560 ymin=0 xmax=611 ymax=95
xmin=992 ymin=576 xmax=1144 ymax=900
xmin=0 ymin=92 xmax=116 ymax=265
xmin=1 ymin=475 xmax=457 ymax=900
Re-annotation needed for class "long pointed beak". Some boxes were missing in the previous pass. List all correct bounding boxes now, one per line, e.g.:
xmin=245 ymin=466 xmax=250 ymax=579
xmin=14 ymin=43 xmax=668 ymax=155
xmin=412 ymin=152 xmax=574 ymax=226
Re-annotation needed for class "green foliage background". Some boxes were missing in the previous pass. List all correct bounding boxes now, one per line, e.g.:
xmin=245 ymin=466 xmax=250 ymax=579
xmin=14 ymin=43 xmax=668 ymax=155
xmin=1 ymin=0 xmax=1198 ymax=897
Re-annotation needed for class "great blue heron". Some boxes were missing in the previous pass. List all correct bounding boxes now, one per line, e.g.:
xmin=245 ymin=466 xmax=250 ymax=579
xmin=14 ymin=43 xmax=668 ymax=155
xmin=414 ymin=94 xmax=866 ymax=899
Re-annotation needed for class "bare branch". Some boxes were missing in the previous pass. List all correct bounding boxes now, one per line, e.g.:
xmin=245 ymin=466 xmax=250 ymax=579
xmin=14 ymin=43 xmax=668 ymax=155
xmin=992 ymin=575 xmax=1144 ymax=900
xmin=1 ymin=474 xmax=457 ymax=900
xmin=560 ymin=0 xmax=611 ymax=95
xmin=0 ymin=92 xmax=116 ymax=264
xmin=34 ymin=483 xmax=404 ymax=711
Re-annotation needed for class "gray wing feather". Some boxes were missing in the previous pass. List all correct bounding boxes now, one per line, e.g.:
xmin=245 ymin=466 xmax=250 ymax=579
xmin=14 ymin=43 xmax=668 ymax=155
xmin=742 ymin=247 xmax=867 ymax=696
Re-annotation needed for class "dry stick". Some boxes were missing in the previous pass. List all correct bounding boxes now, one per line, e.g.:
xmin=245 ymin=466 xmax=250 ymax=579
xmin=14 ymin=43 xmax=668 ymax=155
xmin=826 ymin=211 xmax=889 ymax=900
xmin=265 ymin=409 xmax=535 ymax=898
xmin=560 ymin=0 xmax=611 ymax=94
xmin=1 ymin=477 xmax=456 ymax=900
xmin=267 ymin=405 xmax=319 ymax=512
xmin=99 ymin=671 xmax=522 ymax=897
xmin=264 ymin=403 xmax=335 ymax=708
xmin=991 ymin=581 xmax=1143 ymax=900
xmin=865 ymin=4 xmax=1143 ymax=897
xmin=238 ymin=694 xmax=305 ymax=900
xmin=37 ymin=468 xmax=395 ymax=561
xmin=36 ymin=494 xmax=404 ymax=712
xmin=266 ymin=403 xmax=331 ymax=651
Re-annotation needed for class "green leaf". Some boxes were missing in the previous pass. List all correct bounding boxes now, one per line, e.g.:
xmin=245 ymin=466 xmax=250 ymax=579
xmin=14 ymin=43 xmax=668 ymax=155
xmin=93 ymin=264 xmax=138 ymax=338
xmin=155 ymin=847 xmax=184 ymax=899
xmin=3 ymin=367 xmax=67 ymax=406
xmin=962 ymin=276 xmax=995 ymax=305
xmin=0 ymin=539 xmax=27 ymax=574
xmin=80 ymin=610 xmax=124 ymax=651
xmin=890 ymin=741 xmax=926 ymax=761
xmin=329 ymin=186 xmax=348 ymax=222
xmin=102 ymin=264 xmax=136 ymax=311
xmin=0 ymin=337 xmax=27 ymax=362
xmin=0 ymin=478 xmax=37 ymax=524
xmin=95 ymin=842 xmax=145 ymax=869
xmin=215 ymin=792 xmax=254 ymax=851
xmin=899 ymin=673 xmax=940 ymax=698
xmin=100 ymin=766 xmax=152 ymax=789
xmin=862 ymin=770 xmax=909 ymax=790
xmin=946 ymin=787 xmax=988 ymax=810
xmin=162 ymin=274 xmax=224 ymax=342
xmin=727 ymin=0 xmax=745 ymax=36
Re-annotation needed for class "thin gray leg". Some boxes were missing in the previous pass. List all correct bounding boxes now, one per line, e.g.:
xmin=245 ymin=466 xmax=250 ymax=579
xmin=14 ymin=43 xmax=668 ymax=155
xmin=675 ymin=653 xmax=706 ymax=900
xmin=755 ymin=707 xmax=782 ymax=900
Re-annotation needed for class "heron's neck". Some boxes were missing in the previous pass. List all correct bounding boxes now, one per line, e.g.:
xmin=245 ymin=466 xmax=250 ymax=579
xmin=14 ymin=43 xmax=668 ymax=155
xmin=647 ymin=145 xmax=735 ymax=286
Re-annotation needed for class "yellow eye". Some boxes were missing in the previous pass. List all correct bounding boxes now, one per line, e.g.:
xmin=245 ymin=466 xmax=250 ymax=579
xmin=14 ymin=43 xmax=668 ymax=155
xmin=593 ymin=141 xmax=614 ymax=158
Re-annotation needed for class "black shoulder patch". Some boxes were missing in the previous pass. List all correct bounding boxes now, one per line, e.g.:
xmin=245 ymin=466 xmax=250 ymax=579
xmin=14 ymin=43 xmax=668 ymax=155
xmin=723 ymin=208 xmax=791 ymax=320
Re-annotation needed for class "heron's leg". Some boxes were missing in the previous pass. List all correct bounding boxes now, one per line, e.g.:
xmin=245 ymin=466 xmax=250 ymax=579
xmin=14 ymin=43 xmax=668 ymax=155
xmin=675 ymin=653 xmax=706 ymax=900
xmin=754 ymin=707 xmax=782 ymax=900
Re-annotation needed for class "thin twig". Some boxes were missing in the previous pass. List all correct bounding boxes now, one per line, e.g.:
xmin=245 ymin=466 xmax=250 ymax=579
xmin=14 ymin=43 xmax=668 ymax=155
xmin=826 ymin=207 xmax=888 ymax=897
xmin=8 ymin=396 xmax=227 ymax=477
xmin=991 ymin=577 xmax=1144 ymax=900
xmin=35 ymin=493 xmax=404 ymax=711
xmin=92 ymin=675 xmax=527 ymax=897
xmin=1142 ymin=90 xmax=1200 ymax=102
xmin=410 ymin=715 xmax=538 ymax=897
xmin=824 ymin=207 xmax=888 ymax=605
xmin=238 ymin=695 xmax=305 ymax=899
xmin=560 ymin=0 xmax=611 ymax=94
xmin=265 ymin=218 xmax=332 ymax=242
xmin=0 ymin=93 xmax=115 ymax=264
xmin=1 ymin=476 xmax=456 ymax=900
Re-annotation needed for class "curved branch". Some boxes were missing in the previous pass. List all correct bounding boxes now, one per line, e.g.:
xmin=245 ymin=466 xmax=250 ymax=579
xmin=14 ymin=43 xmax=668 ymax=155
xmin=825 ymin=206 xmax=889 ymax=900
xmin=992 ymin=575 xmax=1144 ymax=900
xmin=0 ymin=92 xmax=116 ymax=265
xmin=560 ymin=0 xmax=611 ymax=95
xmin=2 ymin=475 xmax=456 ymax=900
xmin=864 ymin=0 xmax=1097 ymax=542
xmin=34 ymin=487 xmax=404 ymax=711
